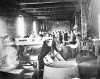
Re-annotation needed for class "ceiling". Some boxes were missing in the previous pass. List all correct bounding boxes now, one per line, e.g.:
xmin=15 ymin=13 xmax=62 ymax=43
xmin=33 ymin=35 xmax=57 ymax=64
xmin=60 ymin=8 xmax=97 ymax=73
xmin=0 ymin=0 xmax=81 ymax=21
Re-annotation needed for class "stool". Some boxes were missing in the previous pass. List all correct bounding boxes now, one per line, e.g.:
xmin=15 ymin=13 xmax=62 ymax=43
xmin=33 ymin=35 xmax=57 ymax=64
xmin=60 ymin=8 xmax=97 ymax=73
xmin=80 ymin=40 xmax=89 ymax=56
xmin=80 ymin=40 xmax=89 ymax=51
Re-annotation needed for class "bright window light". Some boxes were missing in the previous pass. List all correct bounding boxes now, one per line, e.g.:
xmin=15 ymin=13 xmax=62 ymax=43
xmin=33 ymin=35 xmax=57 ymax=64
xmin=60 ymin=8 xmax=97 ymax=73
xmin=33 ymin=21 xmax=37 ymax=34
xmin=17 ymin=15 xmax=25 ymax=38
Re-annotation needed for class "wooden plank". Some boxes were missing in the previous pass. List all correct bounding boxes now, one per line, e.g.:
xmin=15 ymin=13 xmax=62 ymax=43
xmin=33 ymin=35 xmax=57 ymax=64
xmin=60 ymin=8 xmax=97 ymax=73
xmin=0 ymin=69 xmax=24 ymax=74
xmin=20 ymin=5 xmax=78 ymax=10
xmin=18 ymin=0 xmax=79 ymax=5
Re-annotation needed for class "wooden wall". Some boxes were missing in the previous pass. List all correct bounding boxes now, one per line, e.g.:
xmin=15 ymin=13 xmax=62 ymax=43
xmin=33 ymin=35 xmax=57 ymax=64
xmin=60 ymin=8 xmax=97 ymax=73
xmin=0 ymin=3 xmax=33 ymax=38
xmin=83 ymin=0 xmax=100 ymax=38
xmin=43 ymin=20 xmax=70 ymax=33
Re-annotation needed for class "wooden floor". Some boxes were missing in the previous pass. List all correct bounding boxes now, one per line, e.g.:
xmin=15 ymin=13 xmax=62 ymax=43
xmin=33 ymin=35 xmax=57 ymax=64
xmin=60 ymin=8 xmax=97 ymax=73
xmin=76 ymin=56 xmax=98 ymax=79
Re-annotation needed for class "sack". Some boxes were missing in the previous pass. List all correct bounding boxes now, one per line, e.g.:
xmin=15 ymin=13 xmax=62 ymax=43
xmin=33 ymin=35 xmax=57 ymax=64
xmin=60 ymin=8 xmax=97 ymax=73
xmin=43 ymin=61 xmax=79 ymax=79
xmin=43 ymin=52 xmax=54 ymax=65
xmin=43 ymin=50 xmax=65 ymax=65
xmin=53 ymin=50 xmax=65 ymax=61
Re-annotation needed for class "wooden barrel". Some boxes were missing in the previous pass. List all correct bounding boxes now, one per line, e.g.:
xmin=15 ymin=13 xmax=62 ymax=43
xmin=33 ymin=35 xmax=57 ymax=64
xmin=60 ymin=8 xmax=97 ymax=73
xmin=43 ymin=61 xmax=80 ymax=79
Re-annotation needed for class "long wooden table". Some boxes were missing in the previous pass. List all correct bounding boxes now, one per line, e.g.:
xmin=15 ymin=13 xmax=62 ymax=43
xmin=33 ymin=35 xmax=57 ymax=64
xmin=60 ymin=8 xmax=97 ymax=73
xmin=15 ymin=38 xmax=43 ymax=46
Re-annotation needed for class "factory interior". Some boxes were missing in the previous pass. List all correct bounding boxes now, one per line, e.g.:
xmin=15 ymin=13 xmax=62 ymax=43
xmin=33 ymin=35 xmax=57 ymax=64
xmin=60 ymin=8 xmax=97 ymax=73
xmin=0 ymin=0 xmax=100 ymax=79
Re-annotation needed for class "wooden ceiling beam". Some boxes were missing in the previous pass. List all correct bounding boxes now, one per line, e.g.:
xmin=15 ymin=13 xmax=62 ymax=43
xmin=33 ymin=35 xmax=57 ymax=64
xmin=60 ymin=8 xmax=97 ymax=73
xmin=20 ymin=5 xmax=78 ymax=11
xmin=36 ymin=16 xmax=70 ymax=20
xmin=22 ymin=7 xmax=76 ymax=13
xmin=20 ymin=2 xmax=78 ymax=10
xmin=32 ymin=13 xmax=73 ymax=17
xmin=18 ymin=0 xmax=79 ymax=5
xmin=32 ymin=12 xmax=74 ymax=16
xmin=33 ymin=13 xmax=74 ymax=17
xmin=25 ymin=8 xmax=76 ymax=14
xmin=20 ymin=2 xmax=78 ymax=7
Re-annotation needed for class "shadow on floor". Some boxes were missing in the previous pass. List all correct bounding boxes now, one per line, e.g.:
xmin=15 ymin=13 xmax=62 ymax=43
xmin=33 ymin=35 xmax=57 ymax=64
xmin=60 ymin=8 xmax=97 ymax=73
xmin=76 ymin=56 xmax=100 ymax=79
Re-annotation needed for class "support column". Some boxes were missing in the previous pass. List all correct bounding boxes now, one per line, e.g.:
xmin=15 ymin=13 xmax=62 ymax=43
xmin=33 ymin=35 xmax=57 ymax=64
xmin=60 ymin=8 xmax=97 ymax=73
xmin=80 ymin=0 xmax=87 ymax=39
xmin=98 ymin=14 xmax=100 ymax=38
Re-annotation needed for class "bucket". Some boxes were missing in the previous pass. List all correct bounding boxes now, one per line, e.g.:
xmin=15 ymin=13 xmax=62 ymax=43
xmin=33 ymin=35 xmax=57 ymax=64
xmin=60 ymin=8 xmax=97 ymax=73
xmin=43 ymin=61 xmax=80 ymax=79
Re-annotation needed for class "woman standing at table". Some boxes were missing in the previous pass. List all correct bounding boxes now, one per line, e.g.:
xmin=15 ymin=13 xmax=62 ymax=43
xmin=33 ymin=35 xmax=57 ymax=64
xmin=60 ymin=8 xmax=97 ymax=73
xmin=30 ymin=31 xmax=36 ymax=38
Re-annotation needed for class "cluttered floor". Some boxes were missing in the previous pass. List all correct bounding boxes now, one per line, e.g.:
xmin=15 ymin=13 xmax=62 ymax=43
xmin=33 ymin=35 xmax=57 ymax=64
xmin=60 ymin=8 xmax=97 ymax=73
xmin=20 ymin=55 xmax=99 ymax=79
xmin=16 ymin=41 xmax=100 ymax=79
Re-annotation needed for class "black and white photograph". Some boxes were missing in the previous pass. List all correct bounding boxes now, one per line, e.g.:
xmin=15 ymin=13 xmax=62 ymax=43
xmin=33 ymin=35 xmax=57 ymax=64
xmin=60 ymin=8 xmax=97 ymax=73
xmin=0 ymin=0 xmax=99 ymax=79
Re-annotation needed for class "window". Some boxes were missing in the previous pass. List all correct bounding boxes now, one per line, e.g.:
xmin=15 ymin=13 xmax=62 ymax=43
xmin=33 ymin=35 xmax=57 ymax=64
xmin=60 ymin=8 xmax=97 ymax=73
xmin=17 ymin=15 xmax=25 ymax=38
